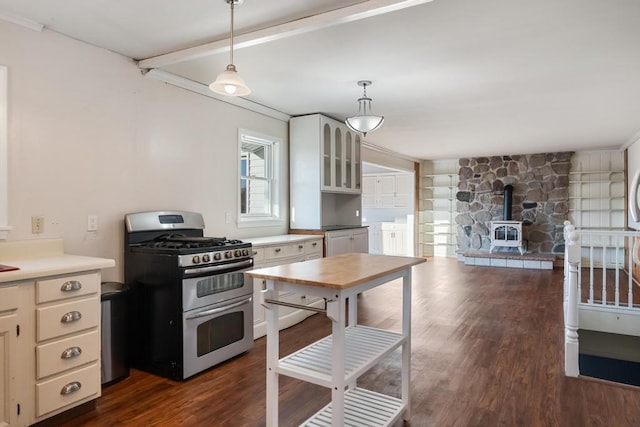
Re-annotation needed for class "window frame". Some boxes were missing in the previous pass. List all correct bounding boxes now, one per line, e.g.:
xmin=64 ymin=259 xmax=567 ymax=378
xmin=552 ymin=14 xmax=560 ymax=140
xmin=237 ymin=129 xmax=283 ymax=227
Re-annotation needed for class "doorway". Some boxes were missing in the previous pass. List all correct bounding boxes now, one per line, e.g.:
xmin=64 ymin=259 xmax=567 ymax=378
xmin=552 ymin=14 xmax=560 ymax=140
xmin=362 ymin=162 xmax=415 ymax=256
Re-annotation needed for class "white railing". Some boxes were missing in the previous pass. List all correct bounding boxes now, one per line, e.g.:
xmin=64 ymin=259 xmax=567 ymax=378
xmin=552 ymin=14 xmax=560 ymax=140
xmin=563 ymin=220 xmax=640 ymax=377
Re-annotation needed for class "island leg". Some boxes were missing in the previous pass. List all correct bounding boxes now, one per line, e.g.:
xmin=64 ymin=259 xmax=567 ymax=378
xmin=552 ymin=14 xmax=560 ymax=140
xmin=326 ymin=295 xmax=346 ymax=426
xmin=264 ymin=284 xmax=280 ymax=427
xmin=402 ymin=270 xmax=412 ymax=421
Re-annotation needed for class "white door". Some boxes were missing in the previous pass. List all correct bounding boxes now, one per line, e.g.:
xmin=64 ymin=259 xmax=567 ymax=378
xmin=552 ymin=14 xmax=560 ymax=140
xmin=351 ymin=229 xmax=369 ymax=253
xmin=326 ymin=233 xmax=351 ymax=256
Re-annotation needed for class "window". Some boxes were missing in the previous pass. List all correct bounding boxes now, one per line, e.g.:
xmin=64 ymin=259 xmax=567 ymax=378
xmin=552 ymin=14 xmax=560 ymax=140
xmin=238 ymin=130 xmax=282 ymax=226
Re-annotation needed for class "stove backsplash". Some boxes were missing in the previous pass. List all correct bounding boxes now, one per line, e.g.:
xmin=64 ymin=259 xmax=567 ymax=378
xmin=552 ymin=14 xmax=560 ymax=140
xmin=455 ymin=152 xmax=572 ymax=254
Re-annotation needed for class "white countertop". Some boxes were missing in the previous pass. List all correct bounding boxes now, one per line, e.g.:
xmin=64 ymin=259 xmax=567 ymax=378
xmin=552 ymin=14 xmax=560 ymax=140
xmin=0 ymin=238 xmax=115 ymax=283
xmin=244 ymin=234 xmax=323 ymax=247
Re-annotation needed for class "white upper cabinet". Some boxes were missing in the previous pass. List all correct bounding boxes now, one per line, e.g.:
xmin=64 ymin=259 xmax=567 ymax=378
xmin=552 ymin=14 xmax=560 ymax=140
xmin=363 ymin=173 xmax=411 ymax=208
xmin=290 ymin=114 xmax=363 ymax=230
xmin=315 ymin=115 xmax=361 ymax=193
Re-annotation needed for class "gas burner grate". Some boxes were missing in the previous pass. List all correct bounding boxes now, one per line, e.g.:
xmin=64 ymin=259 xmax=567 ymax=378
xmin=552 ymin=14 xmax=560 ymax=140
xmin=144 ymin=234 xmax=244 ymax=250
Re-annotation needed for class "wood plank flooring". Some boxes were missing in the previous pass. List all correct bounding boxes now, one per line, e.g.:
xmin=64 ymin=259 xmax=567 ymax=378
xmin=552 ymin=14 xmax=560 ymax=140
xmin=56 ymin=258 xmax=640 ymax=426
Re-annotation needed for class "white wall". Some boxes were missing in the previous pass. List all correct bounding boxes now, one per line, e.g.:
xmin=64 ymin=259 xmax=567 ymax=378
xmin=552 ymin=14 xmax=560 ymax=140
xmin=1 ymin=21 xmax=289 ymax=281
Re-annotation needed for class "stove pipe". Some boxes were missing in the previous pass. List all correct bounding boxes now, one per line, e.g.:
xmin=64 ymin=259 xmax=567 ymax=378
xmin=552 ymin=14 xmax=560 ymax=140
xmin=503 ymin=185 xmax=513 ymax=220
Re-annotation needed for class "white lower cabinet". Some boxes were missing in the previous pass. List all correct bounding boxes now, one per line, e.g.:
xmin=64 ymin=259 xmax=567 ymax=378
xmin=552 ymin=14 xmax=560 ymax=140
xmin=325 ymin=227 xmax=369 ymax=257
xmin=0 ymin=286 xmax=18 ymax=427
xmin=32 ymin=271 xmax=102 ymax=423
xmin=381 ymin=222 xmax=407 ymax=256
xmin=245 ymin=235 xmax=324 ymax=340
xmin=0 ymin=270 xmax=103 ymax=426
xmin=367 ymin=223 xmax=383 ymax=254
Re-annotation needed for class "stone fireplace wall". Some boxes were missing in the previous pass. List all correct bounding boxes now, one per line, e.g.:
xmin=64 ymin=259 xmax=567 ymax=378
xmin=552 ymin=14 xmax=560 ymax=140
xmin=455 ymin=152 xmax=572 ymax=254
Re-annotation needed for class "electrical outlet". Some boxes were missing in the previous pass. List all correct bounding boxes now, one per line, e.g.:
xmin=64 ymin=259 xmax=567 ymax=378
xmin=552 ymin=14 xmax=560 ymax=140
xmin=87 ymin=215 xmax=98 ymax=231
xmin=225 ymin=212 xmax=232 ymax=224
xmin=31 ymin=216 xmax=44 ymax=234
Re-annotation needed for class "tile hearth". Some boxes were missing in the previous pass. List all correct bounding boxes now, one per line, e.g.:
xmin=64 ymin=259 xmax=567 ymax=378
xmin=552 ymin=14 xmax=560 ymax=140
xmin=462 ymin=250 xmax=555 ymax=270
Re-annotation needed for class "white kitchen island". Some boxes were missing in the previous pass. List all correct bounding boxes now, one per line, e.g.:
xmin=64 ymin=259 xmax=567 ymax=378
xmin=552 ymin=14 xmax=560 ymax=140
xmin=246 ymin=253 xmax=425 ymax=427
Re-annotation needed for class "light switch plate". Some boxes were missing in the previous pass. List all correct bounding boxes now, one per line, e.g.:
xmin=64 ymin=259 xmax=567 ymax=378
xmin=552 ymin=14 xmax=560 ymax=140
xmin=87 ymin=215 xmax=98 ymax=231
xmin=31 ymin=216 xmax=44 ymax=234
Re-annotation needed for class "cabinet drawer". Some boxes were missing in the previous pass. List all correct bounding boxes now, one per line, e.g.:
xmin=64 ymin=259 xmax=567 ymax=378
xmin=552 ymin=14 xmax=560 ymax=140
xmin=251 ymin=247 xmax=265 ymax=264
xmin=293 ymin=242 xmax=306 ymax=256
xmin=37 ymin=272 xmax=100 ymax=304
xmin=0 ymin=286 xmax=18 ymax=312
xmin=37 ymin=297 xmax=99 ymax=342
xmin=36 ymin=362 xmax=100 ymax=417
xmin=36 ymin=330 xmax=100 ymax=379
xmin=305 ymin=239 xmax=322 ymax=256
xmin=264 ymin=245 xmax=293 ymax=260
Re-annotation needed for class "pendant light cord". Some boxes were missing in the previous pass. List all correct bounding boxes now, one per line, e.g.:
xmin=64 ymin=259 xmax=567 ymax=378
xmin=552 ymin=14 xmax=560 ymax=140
xmin=229 ymin=0 xmax=235 ymax=65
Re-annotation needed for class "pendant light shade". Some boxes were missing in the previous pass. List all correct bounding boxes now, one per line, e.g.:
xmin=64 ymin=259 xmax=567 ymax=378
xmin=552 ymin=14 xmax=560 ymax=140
xmin=209 ymin=0 xmax=251 ymax=97
xmin=345 ymin=80 xmax=384 ymax=137
xmin=210 ymin=64 xmax=250 ymax=96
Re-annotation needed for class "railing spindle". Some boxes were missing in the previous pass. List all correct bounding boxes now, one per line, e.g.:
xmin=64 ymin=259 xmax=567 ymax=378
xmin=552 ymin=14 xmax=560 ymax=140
xmin=602 ymin=244 xmax=607 ymax=305
xmin=614 ymin=238 xmax=620 ymax=307
xmin=589 ymin=245 xmax=594 ymax=304
xmin=627 ymin=236 xmax=634 ymax=308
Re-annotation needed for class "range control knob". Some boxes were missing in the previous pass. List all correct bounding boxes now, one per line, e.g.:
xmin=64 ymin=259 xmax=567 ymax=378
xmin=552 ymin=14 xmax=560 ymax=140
xmin=202 ymin=254 xmax=211 ymax=263
xmin=225 ymin=251 xmax=233 ymax=259
xmin=234 ymin=249 xmax=241 ymax=257
xmin=242 ymin=249 xmax=249 ymax=256
xmin=192 ymin=255 xmax=200 ymax=264
xmin=213 ymin=252 xmax=222 ymax=261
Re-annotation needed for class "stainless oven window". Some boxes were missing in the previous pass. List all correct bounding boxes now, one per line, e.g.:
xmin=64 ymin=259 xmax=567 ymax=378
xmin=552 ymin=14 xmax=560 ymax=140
xmin=196 ymin=272 xmax=244 ymax=298
xmin=196 ymin=311 xmax=245 ymax=357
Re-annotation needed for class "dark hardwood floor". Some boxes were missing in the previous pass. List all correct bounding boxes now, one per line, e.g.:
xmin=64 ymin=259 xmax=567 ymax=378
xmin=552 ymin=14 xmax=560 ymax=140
xmin=58 ymin=258 xmax=640 ymax=426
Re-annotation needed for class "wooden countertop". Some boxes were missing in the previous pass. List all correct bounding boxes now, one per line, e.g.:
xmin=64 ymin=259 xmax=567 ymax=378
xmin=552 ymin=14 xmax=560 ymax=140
xmin=246 ymin=253 xmax=425 ymax=289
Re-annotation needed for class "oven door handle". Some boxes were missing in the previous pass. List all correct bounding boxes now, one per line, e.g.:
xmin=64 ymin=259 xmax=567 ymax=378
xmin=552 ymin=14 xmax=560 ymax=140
xmin=183 ymin=259 xmax=253 ymax=277
xmin=185 ymin=297 xmax=252 ymax=320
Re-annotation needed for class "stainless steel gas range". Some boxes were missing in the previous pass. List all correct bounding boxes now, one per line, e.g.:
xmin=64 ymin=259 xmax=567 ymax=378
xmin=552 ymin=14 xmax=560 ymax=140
xmin=124 ymin=211 xmax=254 ymax=380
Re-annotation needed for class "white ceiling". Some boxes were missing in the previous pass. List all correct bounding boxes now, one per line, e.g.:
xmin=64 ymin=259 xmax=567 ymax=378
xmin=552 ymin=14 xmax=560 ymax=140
xmin=2 ymin=0 xmax=640 ymax=160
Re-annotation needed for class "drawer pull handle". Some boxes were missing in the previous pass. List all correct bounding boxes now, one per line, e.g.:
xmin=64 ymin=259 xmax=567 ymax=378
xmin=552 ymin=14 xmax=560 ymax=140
xmin=60 ymin=381 xmax=81 ymax=396
xmin=252 ymin=251 xmax=258 ymax=255
xmin=298 ymin=244 xmax=304 ymax=249
xmin=60 ymin=280 xmax=82 ymax=292
xmin=61 ymin=346 xmax=82 ymax=359
xmin=60 ymin=311 xmax=82 ymax=323
xmin=274 ymin=248 xmax=281 ymax=253
xmin=312 ymin=242 xmax=317 ymax=247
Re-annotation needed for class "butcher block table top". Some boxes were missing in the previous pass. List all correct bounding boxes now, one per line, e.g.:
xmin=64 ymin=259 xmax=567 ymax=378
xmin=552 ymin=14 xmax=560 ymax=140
xmin=246 ymin=252 xmax=425 ymax=289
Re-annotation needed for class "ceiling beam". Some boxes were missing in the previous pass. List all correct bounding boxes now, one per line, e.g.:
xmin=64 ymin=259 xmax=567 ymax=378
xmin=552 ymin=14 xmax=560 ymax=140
xmin=144 ymin=69 xmax=291 ymax=122
xmin=137 ymin=0 xmax=433 ymax=69
xmin=0 ymin=11 xmax=43 ymax=31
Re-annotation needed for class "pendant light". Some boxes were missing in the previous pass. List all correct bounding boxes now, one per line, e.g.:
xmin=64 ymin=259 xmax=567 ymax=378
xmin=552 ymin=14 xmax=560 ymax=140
xmin=345 ymin=80 xmax=384 ymax=136
xmin=209 ymin=0 xmax=251 ymax=97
